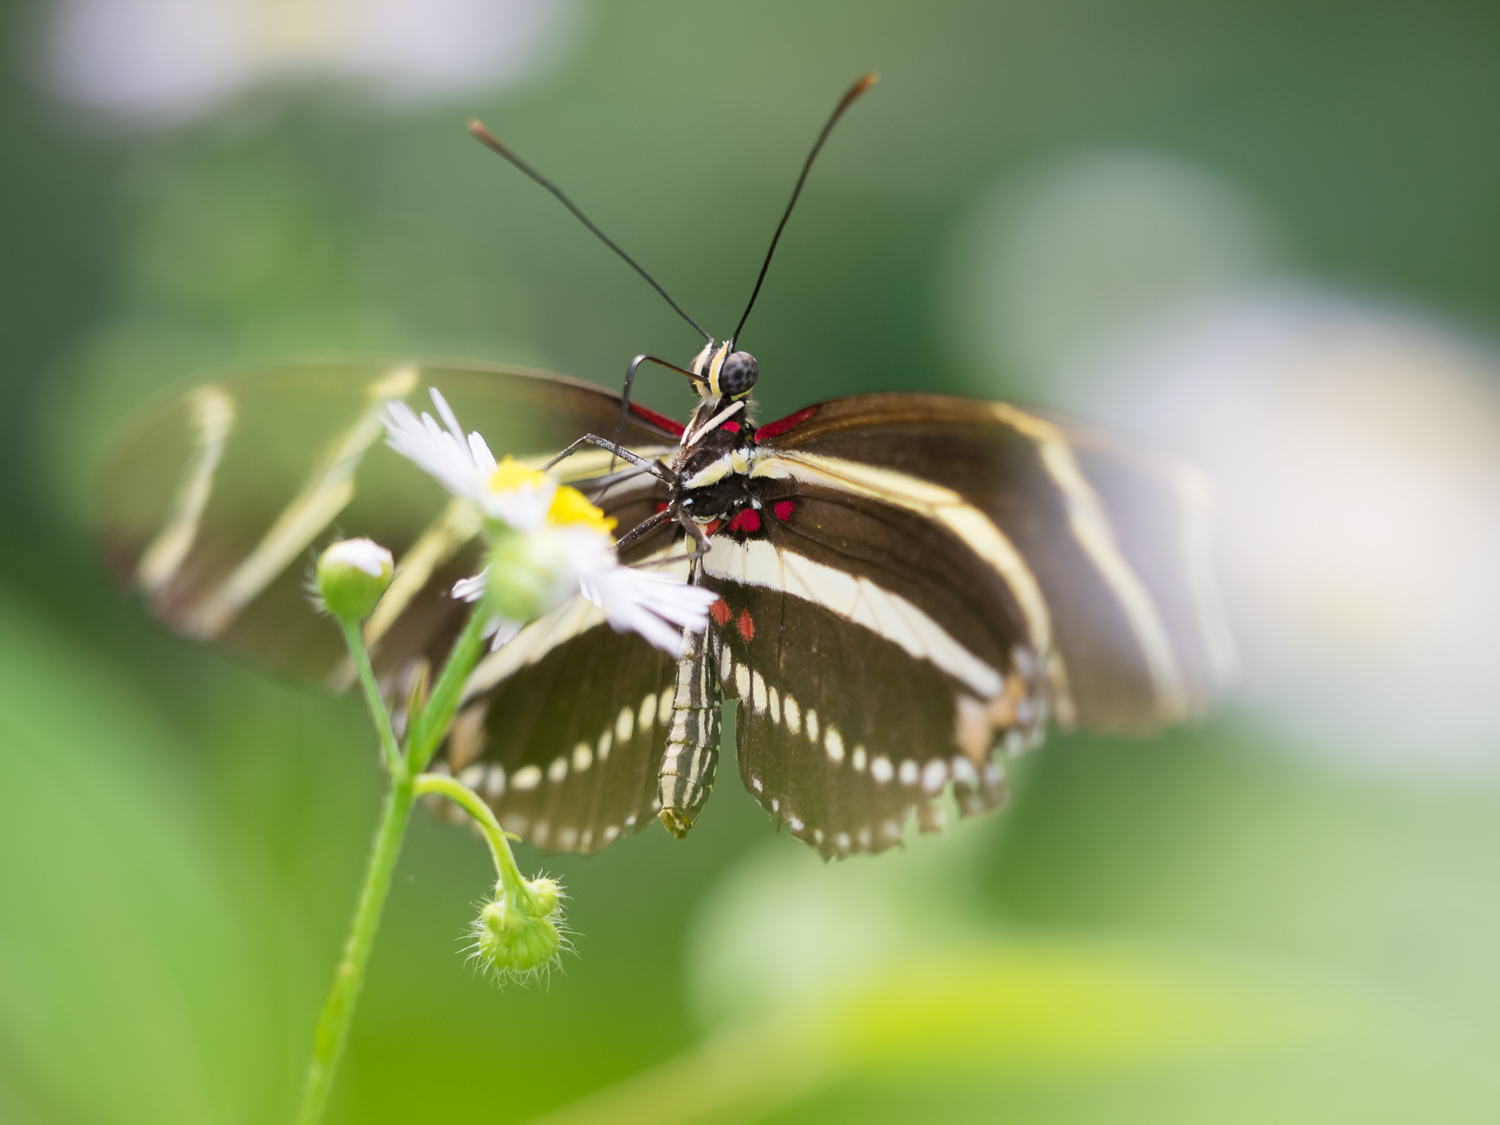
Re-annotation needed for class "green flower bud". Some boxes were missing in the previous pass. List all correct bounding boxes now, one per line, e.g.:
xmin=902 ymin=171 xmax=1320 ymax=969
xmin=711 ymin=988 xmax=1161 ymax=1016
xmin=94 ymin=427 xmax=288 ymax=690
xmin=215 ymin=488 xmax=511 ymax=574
xmin=468 ymin=875 xmax=566 ymax=980
xmin=316 ymin=538 xmax=394 ymax=621
xmin=481 ymin=527 xmax=572 ymax=622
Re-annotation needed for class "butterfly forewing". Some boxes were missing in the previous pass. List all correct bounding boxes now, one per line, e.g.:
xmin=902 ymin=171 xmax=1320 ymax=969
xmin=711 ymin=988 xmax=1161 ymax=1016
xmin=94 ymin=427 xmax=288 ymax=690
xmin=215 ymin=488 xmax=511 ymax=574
xmin=756 ymin=393 xmax=1233 ymax=736
xmin=96 ymin=359 xmax=679 ymax=688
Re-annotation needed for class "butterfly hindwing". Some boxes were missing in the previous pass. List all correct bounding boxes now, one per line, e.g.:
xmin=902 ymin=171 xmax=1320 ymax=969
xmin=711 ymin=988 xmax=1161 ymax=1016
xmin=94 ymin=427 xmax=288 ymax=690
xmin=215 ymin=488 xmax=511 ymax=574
xmin=698 ymin=492 xmax=1034 ymax=857
xmin=436 ymin=608 xmax=679 ymax=855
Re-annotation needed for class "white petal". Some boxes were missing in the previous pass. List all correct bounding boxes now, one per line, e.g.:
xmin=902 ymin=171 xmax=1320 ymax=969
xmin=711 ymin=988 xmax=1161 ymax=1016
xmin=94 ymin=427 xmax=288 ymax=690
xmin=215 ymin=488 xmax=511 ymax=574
xmin=452 ymin=570 xmax=488 ymax=602
xmin=323 ymin=537 xmax=392 ymax=577
xmin=468 ymin=430 xmax=498 ymax=475
xmin=577 ymin=559 xmax=720 ymax=655
xmin=430 ymin=387 xmax=465 ymax=446
xmin=488 ymin=618 xmax=522 ymax=649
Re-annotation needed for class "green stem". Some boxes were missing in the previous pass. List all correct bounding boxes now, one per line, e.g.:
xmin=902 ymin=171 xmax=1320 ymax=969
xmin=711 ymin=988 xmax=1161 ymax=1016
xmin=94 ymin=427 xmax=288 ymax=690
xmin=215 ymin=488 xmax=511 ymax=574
xmin=406 ymin=607 xmax=492 ymax=773
xmin=295 ymin=767 xmax=415 ymax=1125
xmin=414 ymin=772 xmax=522 ymax=888
xmin=340 ymin=617 xmax=401 ymax=776
xmin=295 ymin=603 xmax=495 ymax=1125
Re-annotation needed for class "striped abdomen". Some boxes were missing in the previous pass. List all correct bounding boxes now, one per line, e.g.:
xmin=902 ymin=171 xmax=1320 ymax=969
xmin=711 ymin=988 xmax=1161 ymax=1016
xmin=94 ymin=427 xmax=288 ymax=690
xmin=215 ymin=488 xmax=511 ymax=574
xmin=657 ymin=621 xmax=721 ymax=837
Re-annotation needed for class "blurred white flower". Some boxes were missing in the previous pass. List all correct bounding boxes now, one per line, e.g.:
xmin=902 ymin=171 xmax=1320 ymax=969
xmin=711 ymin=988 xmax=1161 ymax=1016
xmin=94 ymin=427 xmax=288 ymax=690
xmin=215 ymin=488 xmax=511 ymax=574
xmin=43 ymin=0 xmax=584 ymax=126
xmin=384 ymin=388 xmax=717 ymax=655
xmin=1092 ymin=293 xmax=1500 ymax=773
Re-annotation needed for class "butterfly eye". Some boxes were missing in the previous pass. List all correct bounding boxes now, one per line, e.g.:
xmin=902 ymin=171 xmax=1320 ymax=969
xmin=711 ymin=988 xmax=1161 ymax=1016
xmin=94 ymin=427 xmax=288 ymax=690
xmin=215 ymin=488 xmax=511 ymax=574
xmin=718 ymin=351 xmax=759 ymax=397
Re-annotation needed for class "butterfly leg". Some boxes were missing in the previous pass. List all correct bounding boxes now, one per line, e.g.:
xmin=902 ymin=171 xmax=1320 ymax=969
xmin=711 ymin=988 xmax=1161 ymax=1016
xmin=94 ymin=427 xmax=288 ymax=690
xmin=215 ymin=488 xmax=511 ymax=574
xmin=543 ymin=434 xmax=679 ymax=485
xmin=676 ymin=512 xmax=713 ymax=557
xmin=612 ymin=506 xmax=673 ymax=553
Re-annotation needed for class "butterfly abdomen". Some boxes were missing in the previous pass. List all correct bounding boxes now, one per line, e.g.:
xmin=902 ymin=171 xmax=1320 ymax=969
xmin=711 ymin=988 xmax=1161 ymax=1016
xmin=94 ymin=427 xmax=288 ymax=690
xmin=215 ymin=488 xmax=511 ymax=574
xmin=657 ymin=618 xmax=723 ymax=837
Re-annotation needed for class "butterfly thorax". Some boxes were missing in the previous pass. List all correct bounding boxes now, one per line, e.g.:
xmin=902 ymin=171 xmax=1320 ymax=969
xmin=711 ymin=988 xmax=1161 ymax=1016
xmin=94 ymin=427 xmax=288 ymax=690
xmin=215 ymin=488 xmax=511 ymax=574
xmin=673 ymin=397 xmax=760 ymax=525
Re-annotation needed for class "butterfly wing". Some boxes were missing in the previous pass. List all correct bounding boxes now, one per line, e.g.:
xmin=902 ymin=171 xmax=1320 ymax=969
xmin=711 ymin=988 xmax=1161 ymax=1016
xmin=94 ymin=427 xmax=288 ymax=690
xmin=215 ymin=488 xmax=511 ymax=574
xmin=433 ymin=559 xmax=686 ymax=855
xmin=691 ymin=392 xmax=1231 ymax=857
xmin=95 ymin=358 xmax=681 ymax=690
xmin=753 ymin=392 xmax=1233 ymax=733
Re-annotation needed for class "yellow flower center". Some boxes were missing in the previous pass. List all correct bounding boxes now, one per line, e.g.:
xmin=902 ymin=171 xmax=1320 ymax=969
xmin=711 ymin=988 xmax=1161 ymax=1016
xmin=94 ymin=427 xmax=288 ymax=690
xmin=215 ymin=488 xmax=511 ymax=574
xmin=487 ymin=456 xmax=616 ymax=536
xmin=490 ymin=456 xmax=551 ymax=494
xmin=548 ymin=485 xmax=617 ymax=535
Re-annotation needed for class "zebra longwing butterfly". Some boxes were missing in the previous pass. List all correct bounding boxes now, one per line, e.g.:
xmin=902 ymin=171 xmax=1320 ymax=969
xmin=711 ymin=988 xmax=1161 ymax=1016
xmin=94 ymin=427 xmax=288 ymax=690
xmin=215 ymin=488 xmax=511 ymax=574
xmin=94 ymin=77 xmax=1233 ymax=859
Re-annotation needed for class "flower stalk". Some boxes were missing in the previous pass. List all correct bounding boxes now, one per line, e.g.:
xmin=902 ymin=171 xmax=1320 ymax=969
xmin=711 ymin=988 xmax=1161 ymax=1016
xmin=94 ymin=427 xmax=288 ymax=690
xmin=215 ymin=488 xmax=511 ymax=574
xmin=292 ymin=388 xmax=716 ymax=1123
xmin=295 ymin=546 xmax=493 ymax=1125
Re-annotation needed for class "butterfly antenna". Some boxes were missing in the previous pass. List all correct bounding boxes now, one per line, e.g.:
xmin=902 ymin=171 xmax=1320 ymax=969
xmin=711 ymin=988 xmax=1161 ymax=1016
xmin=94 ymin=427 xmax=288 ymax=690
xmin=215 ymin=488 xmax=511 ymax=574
xmin=729 ymin=72 xmax=879 ymax=348
xmin=469 ymin=119 xmax=712 ymax=343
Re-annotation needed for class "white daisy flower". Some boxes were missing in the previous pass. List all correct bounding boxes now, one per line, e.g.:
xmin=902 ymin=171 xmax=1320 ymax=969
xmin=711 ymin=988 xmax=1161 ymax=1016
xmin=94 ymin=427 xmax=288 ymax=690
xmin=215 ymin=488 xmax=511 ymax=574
xmin=383 ymin=389 xmax=554 ymax=530
xmin=383 ymin=387 xmax=718 ymax=655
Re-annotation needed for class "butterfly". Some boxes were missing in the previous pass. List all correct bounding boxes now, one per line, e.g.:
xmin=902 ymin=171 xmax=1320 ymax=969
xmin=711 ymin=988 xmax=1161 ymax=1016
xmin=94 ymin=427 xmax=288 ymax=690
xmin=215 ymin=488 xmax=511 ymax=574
xmin=95 ymin=76 xmax=1234 ymax=859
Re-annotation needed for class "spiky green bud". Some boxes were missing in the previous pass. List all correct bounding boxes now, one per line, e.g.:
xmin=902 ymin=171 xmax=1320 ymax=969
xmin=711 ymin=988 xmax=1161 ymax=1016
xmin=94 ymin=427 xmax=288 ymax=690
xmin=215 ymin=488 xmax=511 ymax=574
xmin=469 ymin=875 xmax=565 ymax=979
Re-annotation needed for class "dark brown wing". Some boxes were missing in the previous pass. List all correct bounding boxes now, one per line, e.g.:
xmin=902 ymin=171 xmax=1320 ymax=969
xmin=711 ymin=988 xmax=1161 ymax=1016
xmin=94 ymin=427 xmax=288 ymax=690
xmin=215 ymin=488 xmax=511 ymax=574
xmin=753 ymin=392 xmax=1233 ymax=735
xmin=431 ymin=591 xmax=681 ymax=855
xmin=94 ymin=358 xmax=681 ymax=689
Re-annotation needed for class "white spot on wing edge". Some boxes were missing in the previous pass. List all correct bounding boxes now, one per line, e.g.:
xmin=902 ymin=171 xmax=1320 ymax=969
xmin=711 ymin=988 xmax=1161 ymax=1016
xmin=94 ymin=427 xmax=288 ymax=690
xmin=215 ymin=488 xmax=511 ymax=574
xmin=485 ymin=764 xmax=506 ymax=798
xmin=512 ymin=765 xmax=542 ymax=790
xmin=825 ymin=726 xmax=845 ymax=763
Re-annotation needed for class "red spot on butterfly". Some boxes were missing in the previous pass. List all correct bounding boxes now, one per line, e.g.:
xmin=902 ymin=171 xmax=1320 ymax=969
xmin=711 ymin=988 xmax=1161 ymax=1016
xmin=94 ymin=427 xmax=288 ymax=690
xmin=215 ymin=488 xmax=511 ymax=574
xmin=721 ymin=421 xmax=740 ymax=433
xmin=773 ymin=500 xmax=795 ymax=521
xmin=627 ymin=403 xmax=686 ymax=437
xmin=653 ymin=501 xmax=670 ymax=513
xmin=754 ymin=405 xmax=820 ymax=441
xmin=727 ymin=509 xmax=762 ymax=534
xmin=737 ymin=607 xmax=755 ymax=641
xmin=710 ymin=598 xmax=731 ymax=627
xmin=704 ymin=518 xmax=723 ymax=536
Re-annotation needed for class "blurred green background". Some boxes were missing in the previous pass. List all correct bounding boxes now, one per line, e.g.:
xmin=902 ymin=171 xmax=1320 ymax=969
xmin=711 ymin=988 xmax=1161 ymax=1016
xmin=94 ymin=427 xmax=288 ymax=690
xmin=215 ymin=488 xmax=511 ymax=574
xmin=6 ymin=1 xmax=1500 ymax=1122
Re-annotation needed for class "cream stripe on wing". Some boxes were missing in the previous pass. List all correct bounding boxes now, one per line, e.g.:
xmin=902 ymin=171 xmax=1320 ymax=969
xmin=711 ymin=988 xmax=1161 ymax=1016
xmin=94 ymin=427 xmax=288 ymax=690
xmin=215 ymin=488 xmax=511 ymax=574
xmin=136 ymin=384 xmax=235 ymax=597
xmin=364 ymin=497 xmax=484 ymax=648
xmin=989 ymin=404 xmax=1187 ymax=722
xmin=183 ymin=365 xmax=419 ymax=640
xmin=462 ymin=595 xmax=606 ymax=701
xmin=752 ymin=449 xmax=1055 ymax=663
xmin=703 ymin=537 xmax=1003 ymax=699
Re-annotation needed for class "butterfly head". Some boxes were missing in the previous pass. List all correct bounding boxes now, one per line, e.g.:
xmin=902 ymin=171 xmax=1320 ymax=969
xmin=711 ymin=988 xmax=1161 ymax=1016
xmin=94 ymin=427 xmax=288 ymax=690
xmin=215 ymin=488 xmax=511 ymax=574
xmin=690 ymin=340 xmax=759 ymax=402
